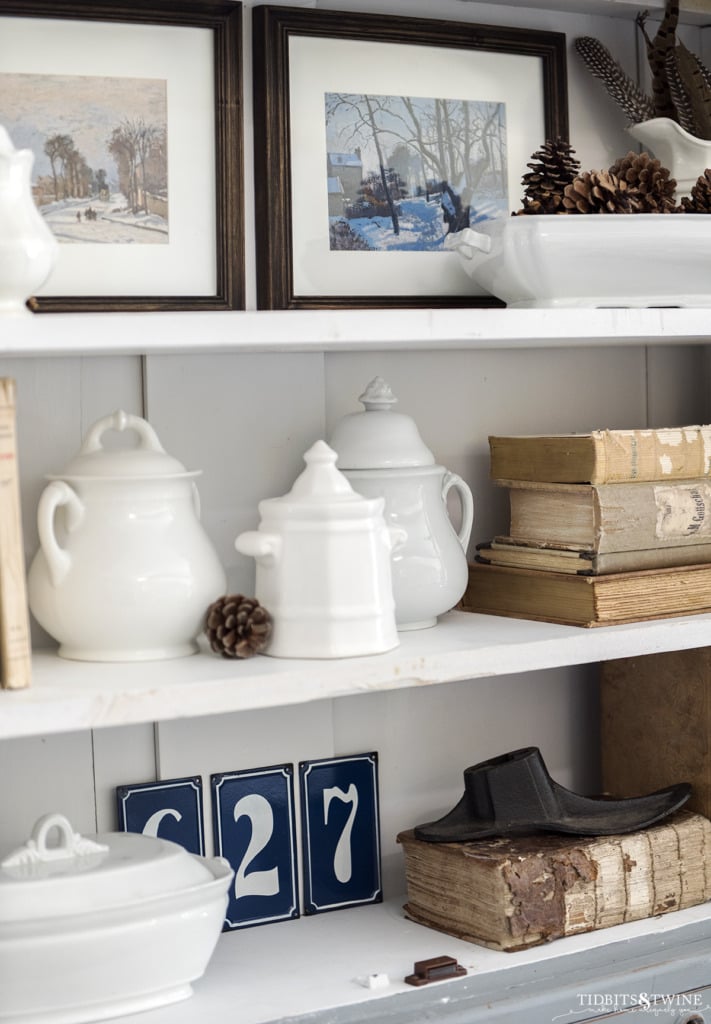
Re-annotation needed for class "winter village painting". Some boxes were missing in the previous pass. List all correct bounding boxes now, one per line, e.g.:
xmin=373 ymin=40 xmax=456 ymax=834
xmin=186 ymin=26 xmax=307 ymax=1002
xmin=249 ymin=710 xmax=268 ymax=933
xmin=325 ymin=91 xmax=508 ymax=252
xmin=0 ymin=72 xmax=168 ymax=244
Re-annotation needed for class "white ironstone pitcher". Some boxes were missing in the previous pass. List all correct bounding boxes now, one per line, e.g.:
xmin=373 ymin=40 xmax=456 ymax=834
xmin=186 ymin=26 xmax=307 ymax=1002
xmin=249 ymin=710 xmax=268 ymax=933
xmin=0 ymin=124 xmax=58 ymax=315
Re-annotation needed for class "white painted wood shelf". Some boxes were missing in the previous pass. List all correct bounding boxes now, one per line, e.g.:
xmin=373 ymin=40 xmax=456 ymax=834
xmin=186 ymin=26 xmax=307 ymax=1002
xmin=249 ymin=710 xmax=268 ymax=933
xmin=107 ymin=896 xmax=711 ymax=1024
xmin=4 ymin=306 xmax=711 ymax=356
xmin=4 ymin=610 xmax=711 ymax=740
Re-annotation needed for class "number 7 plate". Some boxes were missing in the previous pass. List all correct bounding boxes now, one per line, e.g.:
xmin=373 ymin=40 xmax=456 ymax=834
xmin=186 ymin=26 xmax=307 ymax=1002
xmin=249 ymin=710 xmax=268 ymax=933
xmin=211 ymin=764 xmax=300 ymax=930
xmin=299 ymin=752 xmax=382 ymax=915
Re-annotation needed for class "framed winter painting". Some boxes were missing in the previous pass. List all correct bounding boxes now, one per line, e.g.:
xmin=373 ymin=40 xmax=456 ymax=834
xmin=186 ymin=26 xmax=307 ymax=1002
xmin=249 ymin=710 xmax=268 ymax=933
xmin=252 ymin=6 xmax=568 ymax=310
xmin=0 ymin=0 xmax=243 ymax=312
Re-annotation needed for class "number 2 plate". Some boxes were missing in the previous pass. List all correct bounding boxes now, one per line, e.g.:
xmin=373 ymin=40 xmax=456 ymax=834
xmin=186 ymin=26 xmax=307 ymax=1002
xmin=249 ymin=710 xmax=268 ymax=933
xmin=299 ymin=752 xmax=382 ymax=915
xmin=211 ymin=764 xmax=300 ymax=930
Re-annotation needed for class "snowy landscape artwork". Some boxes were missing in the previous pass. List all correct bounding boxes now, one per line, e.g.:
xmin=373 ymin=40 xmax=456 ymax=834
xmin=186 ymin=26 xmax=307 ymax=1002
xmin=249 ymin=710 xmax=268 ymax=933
xmin=0 ymin=73 xmax=168 ymax=244
xmin=324 ymin=91 xmax=508 ymax=253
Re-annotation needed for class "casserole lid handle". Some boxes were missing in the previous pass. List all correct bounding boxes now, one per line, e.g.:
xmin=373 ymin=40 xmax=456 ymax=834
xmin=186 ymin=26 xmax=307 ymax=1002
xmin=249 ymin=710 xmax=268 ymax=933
xmin=1 ymin=813 xmax=109 ymax=870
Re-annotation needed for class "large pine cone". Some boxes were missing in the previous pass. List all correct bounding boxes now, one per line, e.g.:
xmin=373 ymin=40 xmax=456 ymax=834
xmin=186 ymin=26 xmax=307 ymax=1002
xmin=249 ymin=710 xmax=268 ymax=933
xmin=679 ymin=169 xmax=711 ymax=212
xmin=205 ymin=594 xmax=273 ymax=659
xmin=562 ymin=170 xmax=640 ymax=214
xmin=515 ymin=138 xmax=581 ymax=215
xmin=609 ymin=151 xmax=677 ymax=213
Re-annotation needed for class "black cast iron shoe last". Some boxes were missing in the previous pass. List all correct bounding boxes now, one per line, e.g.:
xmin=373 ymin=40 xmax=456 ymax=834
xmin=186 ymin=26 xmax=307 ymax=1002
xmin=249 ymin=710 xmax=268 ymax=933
xmin=414 ymin=746 xmax=691 ymax=842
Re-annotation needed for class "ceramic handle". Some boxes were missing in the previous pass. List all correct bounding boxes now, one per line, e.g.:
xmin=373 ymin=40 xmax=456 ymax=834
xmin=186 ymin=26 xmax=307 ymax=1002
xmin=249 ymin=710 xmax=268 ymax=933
xmin=77 ymin=409 xmax=166 ymax=455
xmin=1 ymin=813 xmax=108 ymax=868
xmin=37 ymin=480 xmax=85 ymax=587
xmin=442 ymin=472 xmax=474 ymax=553
xmin=235 ymin=531 xmax=281 ymax=566
xmin=443 ymin=227 xmax=491 ymax=260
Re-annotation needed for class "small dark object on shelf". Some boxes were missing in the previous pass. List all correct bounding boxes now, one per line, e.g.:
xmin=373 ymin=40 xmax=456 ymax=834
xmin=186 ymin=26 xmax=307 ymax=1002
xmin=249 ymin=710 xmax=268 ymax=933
xmin=204 ymin=594 xmax=272 ymax=659
xmin=414 ymin=746 xmax=691 ymax=842
xmin=404 ymin=956 xmax=467 ymax=987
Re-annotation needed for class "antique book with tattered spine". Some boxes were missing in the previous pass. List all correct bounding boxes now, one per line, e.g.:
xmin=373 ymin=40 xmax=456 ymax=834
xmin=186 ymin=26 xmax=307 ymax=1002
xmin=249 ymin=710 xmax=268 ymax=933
xmin=461 ymin=560 xmax=711 ymax=627
xmin=499 ymin=477 xmax=711 ymax=554
xmin=488 ymin=426 xmax=711 ymax=484
xmin=398 ymin=811 xmax=711 ymax=952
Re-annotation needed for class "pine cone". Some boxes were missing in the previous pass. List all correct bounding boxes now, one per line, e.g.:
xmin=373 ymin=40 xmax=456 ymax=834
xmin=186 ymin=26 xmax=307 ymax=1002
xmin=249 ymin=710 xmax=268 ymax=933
xmin=205 ymin=594 xmax=273 ymax=658
xmin=515 ymin=139 xmax=581 ymax=215
xmin=679 ymin=168 xmax=711 ymax=211
xmin=562 ymin=170 xmax=641 ymax=214
xmin=609 ymin=150 xmax=677 ymax=212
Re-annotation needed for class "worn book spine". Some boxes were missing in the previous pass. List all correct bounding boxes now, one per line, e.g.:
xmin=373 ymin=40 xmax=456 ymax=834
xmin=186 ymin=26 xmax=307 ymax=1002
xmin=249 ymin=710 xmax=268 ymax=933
xmin=0 ymin=380 xmax=31 ymax=689
xmin=477 ymin=537 xmax=711 ymax=575
xmin=398 ymin=812 xmax=711 ymax=952
xmin=462 ymin=561 xmax=711 ymax=627
xmin=489 ymin=425 xmax=711 ymax=484
xmin=505 ymin=477 xmax=711 ymax=553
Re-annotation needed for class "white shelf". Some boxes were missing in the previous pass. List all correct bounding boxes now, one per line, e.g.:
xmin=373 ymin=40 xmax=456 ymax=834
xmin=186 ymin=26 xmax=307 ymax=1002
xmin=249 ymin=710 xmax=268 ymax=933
xmin=5 ymin=610 xmax=711 ymax=740
xmin=4 ymin=306 xmax=711 ymax=357
xmin=110 ymin=896 xmax=711 ymax=1024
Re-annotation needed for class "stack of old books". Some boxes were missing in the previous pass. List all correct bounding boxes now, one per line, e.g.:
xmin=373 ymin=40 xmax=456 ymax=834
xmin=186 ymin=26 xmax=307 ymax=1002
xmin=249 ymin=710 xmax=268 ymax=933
xmin=462 ymin=425 xmax=711 ymax=627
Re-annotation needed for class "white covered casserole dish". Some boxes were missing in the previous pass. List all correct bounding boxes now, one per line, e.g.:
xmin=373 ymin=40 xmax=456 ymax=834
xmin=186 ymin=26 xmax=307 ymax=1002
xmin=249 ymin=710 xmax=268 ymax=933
xmin=0 ymin=813 xmax=232 ymax=1024
xmin=445 ymin=213 xmax=711 ymax=308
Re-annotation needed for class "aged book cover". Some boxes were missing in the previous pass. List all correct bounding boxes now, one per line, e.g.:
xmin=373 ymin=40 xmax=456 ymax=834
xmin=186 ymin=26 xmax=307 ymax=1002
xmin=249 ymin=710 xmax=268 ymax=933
xmin=602 ymin=648 xmax=711 ymax=821
xmin=476 ymin=537 xmax=711 ymax=575
xmin=489 ymin=426 xmax=711 ymax=484
xmin=0 ymin=380 xmax=31 ymax=689
xmin=501 ymin=477 xmax=711 ymax=554
xmin=462 ymin=560 xmax=711 ymax=627
xmin=397 ymin=811 xmax=711 ymax=952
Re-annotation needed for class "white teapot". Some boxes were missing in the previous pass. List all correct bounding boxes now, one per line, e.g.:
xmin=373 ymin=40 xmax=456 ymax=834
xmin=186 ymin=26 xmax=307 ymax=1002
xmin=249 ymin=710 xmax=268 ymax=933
xmin=329 ymin=378 xmax=474 ymax=630
xmin=28 ymin=410 xmax=226 ymax=661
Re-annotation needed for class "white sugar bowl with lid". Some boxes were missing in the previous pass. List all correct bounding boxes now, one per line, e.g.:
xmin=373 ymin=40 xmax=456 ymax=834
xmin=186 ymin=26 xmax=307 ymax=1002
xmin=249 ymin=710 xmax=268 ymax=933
xmin=329 ymin=377 xmax=474 ymax=630
xmin=27 ymin=409 xmax=226 ymax=661
xmin=235 ymin=440 xmax=402 ymax=658
xmin=0 ymin=812 xmax=232 ymax=1023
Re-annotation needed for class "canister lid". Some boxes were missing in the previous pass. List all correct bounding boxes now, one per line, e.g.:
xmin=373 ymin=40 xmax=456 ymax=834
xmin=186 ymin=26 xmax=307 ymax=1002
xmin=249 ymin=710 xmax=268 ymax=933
xmin=329 ymin=377 xmax=435 ymax=469
xmin=49 ymin=410 xmax=194 ymax=480
xmin=258 ymin=440 xmax=384 ymax=521
xmin=0 ymin=813 xmax=215 ymax=924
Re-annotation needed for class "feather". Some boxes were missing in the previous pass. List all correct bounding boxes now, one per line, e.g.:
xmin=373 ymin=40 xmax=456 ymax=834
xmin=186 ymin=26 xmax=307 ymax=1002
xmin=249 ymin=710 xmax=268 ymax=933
xmin=674 ymin=40 xmax=711 ymax=139
xmin=575 ymin=37 xmax=655 ymax=123
xmin=665 ymin=49 xmax=701 ymax=135
xmin=642 ymin=0 xmax=680 ymax=118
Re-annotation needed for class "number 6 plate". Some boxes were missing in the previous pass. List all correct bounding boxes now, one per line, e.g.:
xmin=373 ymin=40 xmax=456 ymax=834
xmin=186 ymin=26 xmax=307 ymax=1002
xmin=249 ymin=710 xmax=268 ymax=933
xmin=211 ymin=764 xmax=300 ymax=930
xmin=299 ymin=753 xmax=382 ymax=915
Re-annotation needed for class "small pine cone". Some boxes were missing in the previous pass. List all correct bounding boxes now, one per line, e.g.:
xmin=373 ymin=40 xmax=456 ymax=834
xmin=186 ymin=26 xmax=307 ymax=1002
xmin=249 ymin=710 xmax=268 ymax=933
xmin=679 ymin=169 xmax=711 ymax=212
xmin=562 ymin=170 xmax=640 ymax=214
xmin=609 ymin=151 xmax=677 ymax=213
xmin=205 ymin=594 xmax=272 ymax=659
xmin=515 ymin=138 xmax=581 ymax=215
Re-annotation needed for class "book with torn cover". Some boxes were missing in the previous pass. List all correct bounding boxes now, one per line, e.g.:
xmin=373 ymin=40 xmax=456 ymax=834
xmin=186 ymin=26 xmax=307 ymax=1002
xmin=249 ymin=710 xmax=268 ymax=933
xmin=398 ymin=810 xmax=711 ymax=952
xmin=489 ymin=425 xmax=711 ymax=484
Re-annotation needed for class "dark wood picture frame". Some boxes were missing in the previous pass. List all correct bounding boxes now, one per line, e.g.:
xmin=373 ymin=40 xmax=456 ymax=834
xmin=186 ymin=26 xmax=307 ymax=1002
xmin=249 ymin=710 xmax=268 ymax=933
xmin=0 ymin=0 xmax=243 ymax=313
xmin=252 ymin=5 xmax=568 ymax=311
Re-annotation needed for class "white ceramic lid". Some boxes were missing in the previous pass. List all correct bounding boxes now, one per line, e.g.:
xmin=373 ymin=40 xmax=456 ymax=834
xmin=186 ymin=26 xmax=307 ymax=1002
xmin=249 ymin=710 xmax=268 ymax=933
xmin=0 ymin=813 xmax=214 ymax=924
xmin=49 ymin=410 xmax=196 ymax=480
xmin=258 ymin=440 xmax=384 ymax=521
xmin=329 ymin=377 xmax=435 ymax=469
